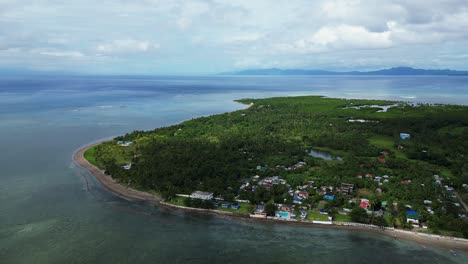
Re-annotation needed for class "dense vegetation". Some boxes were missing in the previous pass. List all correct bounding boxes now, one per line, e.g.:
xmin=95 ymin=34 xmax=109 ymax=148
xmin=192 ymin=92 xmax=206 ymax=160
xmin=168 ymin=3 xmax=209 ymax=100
xmin=89 ymin=96 xmax=468 ymax=236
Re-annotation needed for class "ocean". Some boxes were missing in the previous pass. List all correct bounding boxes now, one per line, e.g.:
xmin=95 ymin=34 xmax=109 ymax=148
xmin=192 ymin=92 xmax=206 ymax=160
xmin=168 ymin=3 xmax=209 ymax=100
xmin=0 ymin=75 xmax=467 ymax=263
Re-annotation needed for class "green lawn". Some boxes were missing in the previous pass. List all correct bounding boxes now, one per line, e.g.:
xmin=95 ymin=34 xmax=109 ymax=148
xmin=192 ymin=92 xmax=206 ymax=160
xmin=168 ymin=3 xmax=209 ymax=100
xmin=166 ymin=197 xmax=185 ymax=206
xmin=333 ymin=214 xmax=352 ymax=222
xmin=166 ymin=198 xmax=252 ymax=215
xmin=84 ymin=147 xmax=98 ymax=166
xmin=306 ymin=211 xmax=330 ymax=221
xmin=368 ymin=135 xmax=407 ymax=159
xmin=216 ymin=202 xmax=253 ymax=215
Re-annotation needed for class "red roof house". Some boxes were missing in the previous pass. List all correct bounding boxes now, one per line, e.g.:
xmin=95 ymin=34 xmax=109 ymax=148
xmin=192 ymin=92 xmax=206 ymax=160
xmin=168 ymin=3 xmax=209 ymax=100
xmin=360 ymin=199 xmax=371 ymax=209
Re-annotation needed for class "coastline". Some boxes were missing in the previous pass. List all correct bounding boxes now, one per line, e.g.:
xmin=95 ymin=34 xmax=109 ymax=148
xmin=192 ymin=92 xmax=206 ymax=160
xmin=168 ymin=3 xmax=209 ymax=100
xmin=73 ymin=142 xmax=163 ymax=205
xmin=73 ymin=141 xmax=468 ymax=252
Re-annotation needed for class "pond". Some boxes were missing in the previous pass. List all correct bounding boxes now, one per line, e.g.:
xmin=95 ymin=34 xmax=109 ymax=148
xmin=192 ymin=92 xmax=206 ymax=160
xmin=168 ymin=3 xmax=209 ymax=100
xmin=342 ymin=103 xmax=399 ymax=112
xmin=308 ymin=149 xmax=343 ymax=161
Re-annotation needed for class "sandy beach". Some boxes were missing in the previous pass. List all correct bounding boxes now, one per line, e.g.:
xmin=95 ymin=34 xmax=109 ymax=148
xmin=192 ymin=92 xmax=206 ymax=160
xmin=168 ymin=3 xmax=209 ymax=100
xmin=73 ymin=141 xmax=468 ymax=252
xmin=73 ymin=142 xmax=163 ymax=205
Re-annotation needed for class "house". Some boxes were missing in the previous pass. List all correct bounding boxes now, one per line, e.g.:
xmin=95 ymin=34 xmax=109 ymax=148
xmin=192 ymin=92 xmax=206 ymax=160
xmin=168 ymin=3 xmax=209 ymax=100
xmin=122 ymin=163 xmax=132 ymax=170
xmin=400 ymin=133 xmax=411 ymax=140
xmin=298 ymin=191 xmax=310 ymax=200
xmin=406 ymin=210 xmax=419 ymax=226
xmin=376 ymin=188 xmax=382 ymax=195
xmin=117 ymin=141 xmax=133 ymax=147
xmin=396 ymin=144 xmax=404 ymax=150
xmin=300 ymin=210 xmax=307 ymax=220
xmin=423 ymin=200 xmax=432 ymax=205
xmin=355 ymin=174 xmax=363 ymax=179
xmin=380 ymin=150 xmax=390 ymax=156
xmin=365 ymin=173 xmax=373 ymax=179
xmin=231 ymin=204 xmax=240 ymax=210
xmin=374 ymin=210 xmax=384 ymax=217
xmin=319 ymin=209 xmax=328 ymax=215
xmin=378 ymin=157 xmax=386 ymax=163
xmin=339 ymin=183 xmax=354 ymax=195
xmin=255 ymin=204 xmax=265 ymax=213
xmin=293 ymin=196 xmax=302 ymax=204
xmin=381 ymin=201 xmax=388 ymax=208
xmin=401 ymin=180 xmax=412 ymax=185
xmin=320 ymin=186 xmax=334 ymax=194
xmin=360 ymin=199 xmax=371 ymax=209
xmin=254 ymin=204 xmax=267 ymax=217
xmin=221 ymin=202 xmax=230 ymax=208
xmin=190 ymin=191 xmax=214 ymax=200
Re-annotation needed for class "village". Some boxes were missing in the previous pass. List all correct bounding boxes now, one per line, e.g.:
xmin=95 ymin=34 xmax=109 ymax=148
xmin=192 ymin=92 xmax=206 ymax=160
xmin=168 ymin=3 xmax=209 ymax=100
xmin=92 ymin=96 xmax=468 ymax=238
xmin=165 ymin=132 xmax=467 ymax=231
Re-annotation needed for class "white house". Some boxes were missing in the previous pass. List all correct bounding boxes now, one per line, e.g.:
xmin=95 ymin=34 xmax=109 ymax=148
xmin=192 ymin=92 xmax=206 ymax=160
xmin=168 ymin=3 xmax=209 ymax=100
xmin=190 ymin=191 xmax=213 ymax=200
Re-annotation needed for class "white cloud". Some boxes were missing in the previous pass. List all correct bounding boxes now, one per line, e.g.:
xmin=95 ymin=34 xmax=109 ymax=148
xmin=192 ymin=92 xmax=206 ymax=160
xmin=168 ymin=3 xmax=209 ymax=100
xmin=222 ymin=32 xmax=264 ymax=44
xmin=39 ymin=50 xmax=84 ymax=58
xmin=96 ymin=39 xmax=159 ymax=54
xmin=279 ymin=25 xmax=392 ymax=53
xmin=1 ymin=0 xmax=468 ymax=73
xmin=176 ymin=17 xmax=192 ymax=30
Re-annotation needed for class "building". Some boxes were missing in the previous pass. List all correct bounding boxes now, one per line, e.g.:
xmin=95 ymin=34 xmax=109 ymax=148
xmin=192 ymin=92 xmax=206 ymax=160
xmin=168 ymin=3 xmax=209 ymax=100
xmin=122 ymin=163 xmax=132 ymax=170
xmin=360 ymin=199 xmax=371 ymax=209
xmin=190 ymin=191 xmax=214 ymax=200
xmin=406 ymin=210 xmax=420 ymax=226
xmin=253 ymin=204 xmax=267 ymax=218
xmin=117 ymin=141 xmax=133 ymax=147
xmin=400 ymin=133 xmax=411 ymax=140
xmin=324 ymin=194 xmax=335 ymax=201
xmin=339 ymin=183 xmax=354 ymax=195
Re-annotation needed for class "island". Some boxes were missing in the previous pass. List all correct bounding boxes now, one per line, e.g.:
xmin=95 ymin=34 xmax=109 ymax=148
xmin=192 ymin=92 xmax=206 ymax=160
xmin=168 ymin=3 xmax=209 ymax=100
xmin=74 ymin=96 xmax=468 ymax=250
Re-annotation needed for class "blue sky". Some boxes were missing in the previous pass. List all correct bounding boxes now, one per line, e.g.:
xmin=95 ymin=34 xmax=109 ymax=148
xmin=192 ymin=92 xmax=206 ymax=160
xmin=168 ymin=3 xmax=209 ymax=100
xmin=1 ymin=0 xmax=468 ymax=74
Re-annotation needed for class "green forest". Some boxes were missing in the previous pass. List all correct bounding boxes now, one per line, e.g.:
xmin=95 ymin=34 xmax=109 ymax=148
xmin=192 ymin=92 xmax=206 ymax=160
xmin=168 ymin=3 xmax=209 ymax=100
xmin=87 ymin=96 xmax=468 ymax=237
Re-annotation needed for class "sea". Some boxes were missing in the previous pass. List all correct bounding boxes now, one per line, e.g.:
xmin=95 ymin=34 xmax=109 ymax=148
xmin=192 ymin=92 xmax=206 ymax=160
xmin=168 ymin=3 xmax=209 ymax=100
xmin=0 ymin=75 xmax=467 ymax=263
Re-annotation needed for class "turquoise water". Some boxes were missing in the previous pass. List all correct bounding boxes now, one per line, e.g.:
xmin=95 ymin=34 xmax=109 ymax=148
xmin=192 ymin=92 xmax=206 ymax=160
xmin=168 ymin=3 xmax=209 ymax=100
xmin=278 ymin=212 xmax=290 ymax=219
xmin=0 ymin=75 xmax=467 ymax=263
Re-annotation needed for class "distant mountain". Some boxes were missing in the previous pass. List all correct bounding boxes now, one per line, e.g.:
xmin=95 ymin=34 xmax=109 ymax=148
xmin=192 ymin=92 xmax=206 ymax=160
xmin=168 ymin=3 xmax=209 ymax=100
xmin=223 ymin=67 xmax=468 ymax=76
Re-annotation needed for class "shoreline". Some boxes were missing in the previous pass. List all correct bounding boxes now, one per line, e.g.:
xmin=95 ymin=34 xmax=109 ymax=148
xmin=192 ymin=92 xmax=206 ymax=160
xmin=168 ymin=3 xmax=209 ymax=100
xmin=73 ymin=141 xmax=468 ymax=252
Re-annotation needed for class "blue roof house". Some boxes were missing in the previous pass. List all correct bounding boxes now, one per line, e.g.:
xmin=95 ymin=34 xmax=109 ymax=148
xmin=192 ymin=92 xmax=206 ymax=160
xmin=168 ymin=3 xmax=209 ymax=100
xmin=400 ymin=133 xmax=411 ymax=140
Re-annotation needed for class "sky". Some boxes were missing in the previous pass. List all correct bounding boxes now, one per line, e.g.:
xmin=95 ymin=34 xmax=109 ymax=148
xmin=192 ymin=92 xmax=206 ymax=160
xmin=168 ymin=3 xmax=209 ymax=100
xmin=1 ymin=0 xmax=468 ymax=74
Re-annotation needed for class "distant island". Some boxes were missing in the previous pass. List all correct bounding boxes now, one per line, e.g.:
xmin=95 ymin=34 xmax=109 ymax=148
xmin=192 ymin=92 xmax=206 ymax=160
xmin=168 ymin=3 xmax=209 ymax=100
xmin=222 ymin=67 xmax=468 ymax=76
xmin=75 ymin=96 xmax=468 ymax=249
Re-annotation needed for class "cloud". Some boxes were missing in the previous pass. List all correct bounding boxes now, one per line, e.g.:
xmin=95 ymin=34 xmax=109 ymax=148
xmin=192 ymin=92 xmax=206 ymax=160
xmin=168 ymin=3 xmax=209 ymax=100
xmin=96 ymin=39 xmax=160 ymax=54
xmin=300 ymin=25 xmax=392 ymax=51
xmin=0 ymin=0 xmax=468 ymax=73
xmin=39 ymin=50 xmax=84 ymax=58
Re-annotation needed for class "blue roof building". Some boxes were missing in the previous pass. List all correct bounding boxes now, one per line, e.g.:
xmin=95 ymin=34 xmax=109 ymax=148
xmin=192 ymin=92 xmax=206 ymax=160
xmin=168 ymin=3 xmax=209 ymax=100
xmin=400 ymin=133 xmax=411 ymax=140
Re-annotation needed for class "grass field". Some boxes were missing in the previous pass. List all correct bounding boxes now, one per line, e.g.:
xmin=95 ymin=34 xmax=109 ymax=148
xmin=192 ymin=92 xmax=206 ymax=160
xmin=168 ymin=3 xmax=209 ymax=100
xmin=333 ymin=214 xmax=352 ymax=222
xmin=83 ymin=147 xmax=98 ymax=166
xmin=368 ymin=135 xmax=407 ymax=159
xmin=306 ymin=211 xmax=330 ymax=221
xmin=166 ymin=197 xmax=253 ymax=215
